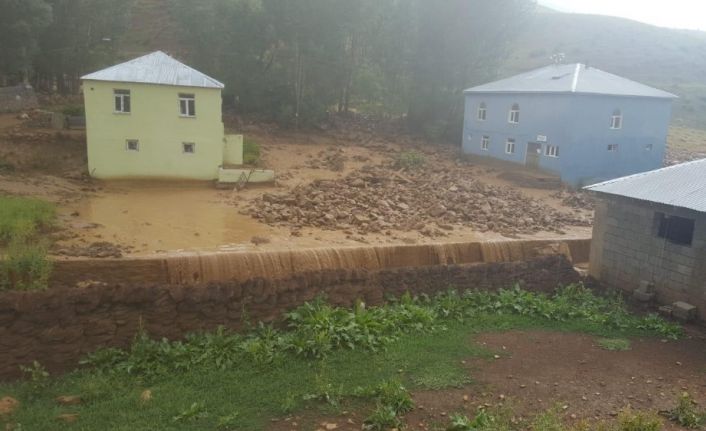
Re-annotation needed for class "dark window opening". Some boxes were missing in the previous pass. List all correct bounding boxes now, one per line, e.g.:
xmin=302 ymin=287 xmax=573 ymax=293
xmin=656 ymin=212 xmax=694 ymax=246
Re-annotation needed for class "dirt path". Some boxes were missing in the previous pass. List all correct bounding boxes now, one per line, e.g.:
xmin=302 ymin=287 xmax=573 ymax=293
xmin=272 ymin=330 xmax=706 ymax=431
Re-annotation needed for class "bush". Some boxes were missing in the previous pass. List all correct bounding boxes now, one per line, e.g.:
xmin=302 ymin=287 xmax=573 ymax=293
xmin=243 ymin=138 xmax=261 ymax=165
xmin=80 ymin=285 xmax=681 ymax=379
xmin=0 ymin=196 xmax=55 ymax=244
xmin=395 ymin=150 xmax=426 ymax=170
xmin=0 ymin=196 xmax=55 ymax=291
xmin=664 ymin=392 xmax=706 ymax=429
xmin=616 ymin=408 xmax=662 ymax=431
xmin=61 ymin=105 xmax=85 ymax=116
xmin=0 ymin=237 xmax=52 ymax=291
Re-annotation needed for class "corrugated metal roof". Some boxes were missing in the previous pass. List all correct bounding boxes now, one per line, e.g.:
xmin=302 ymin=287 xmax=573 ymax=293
xmin=584 ymin=159 xmax=706 ymax=212
xmin=465 ymin=63 xmax=677 ymax=99
xmin=81 ymin=51 xmax=224 ymax=89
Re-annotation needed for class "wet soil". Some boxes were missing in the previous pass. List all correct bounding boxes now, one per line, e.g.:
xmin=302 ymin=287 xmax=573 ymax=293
xmin=1 ymin=113 xmax=596 ymax=256
xmin=270 ymin=330 xmax=706 ymax=431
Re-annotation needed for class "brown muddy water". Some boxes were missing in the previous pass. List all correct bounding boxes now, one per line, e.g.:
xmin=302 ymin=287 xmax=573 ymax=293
xmin=50 ymin=238 xmax=591 ymax=287
xmin=59 ymin=181 xmax=277 ymax=253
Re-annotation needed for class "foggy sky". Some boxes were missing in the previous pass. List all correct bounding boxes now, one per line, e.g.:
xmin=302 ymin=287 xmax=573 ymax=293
xmin=538 ymin=0 xmax=706 ymax=31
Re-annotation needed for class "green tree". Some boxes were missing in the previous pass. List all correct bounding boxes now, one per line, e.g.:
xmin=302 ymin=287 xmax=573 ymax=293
xmin=34 ymin=0 xmax=135 ymax=93
xmin=0 ymin=0 xmax=52 ymax=84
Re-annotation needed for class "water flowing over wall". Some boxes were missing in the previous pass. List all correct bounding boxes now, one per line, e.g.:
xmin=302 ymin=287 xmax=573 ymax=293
xmin=1 ymin=255 xmax=580 ymax=380
xmin=50 ymin=239 xmax=590 ymax=287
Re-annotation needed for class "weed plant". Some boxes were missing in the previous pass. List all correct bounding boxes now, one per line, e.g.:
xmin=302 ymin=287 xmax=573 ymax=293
xmin=81 ymin=285 xmax=682 ymax=380
xmin=2 ymin=284 xmax=684 ymax=430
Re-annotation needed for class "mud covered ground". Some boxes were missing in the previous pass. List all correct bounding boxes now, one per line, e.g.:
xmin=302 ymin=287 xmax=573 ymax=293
xmin=1 ymin=112 xmax=703 ymax=257
xmin=270 ymin=330 xmax=706 ymax=431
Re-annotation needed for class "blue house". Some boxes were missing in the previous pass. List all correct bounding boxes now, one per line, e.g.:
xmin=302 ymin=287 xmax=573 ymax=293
xmin=462 ymin=63 xmax=676 ymax=187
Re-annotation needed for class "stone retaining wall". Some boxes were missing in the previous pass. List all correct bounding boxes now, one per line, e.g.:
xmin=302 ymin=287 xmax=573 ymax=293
xmin=0 ymin=255 xmax=579 ymax=380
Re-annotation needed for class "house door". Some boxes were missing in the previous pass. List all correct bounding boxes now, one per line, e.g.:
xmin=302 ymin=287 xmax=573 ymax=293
xmin=526 ymin=142 xmax=541 ymax=168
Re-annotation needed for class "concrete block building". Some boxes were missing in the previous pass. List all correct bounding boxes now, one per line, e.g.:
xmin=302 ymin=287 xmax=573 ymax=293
xmin=585 ymin=159 xmax=706 ymax=320
xmin=462 ymin=64 xmax=676 ymax=187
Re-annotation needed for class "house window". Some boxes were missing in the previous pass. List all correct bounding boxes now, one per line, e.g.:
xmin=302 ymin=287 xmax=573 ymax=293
xmin=508 ymin=103 xmax=520 ymax=124
xmin=607 ymin=144 xmax=619 ymax=152
xmin=610 ymin=109 xmax=622 ymax=129
xmin=182 ymin=142 xmax=196 ymax=154
xmin=481 ymin=135 xmax=490 ymax=151
xmin=505 ymin=138 xmax=516 ymax=154
xmin=179 ymin=93 xmax=196 ymax=117
xmin=126 ymin=139 xmax=139 ymax=152
xmin=655 ymin=213 xmax=694 ymax=246
xmin=477 ymin=102 xmax=487 ymax=121
xmin=114 ymin=89 xmax=131 ymax=113
xmin=545 ymin=144 xmax=559 ymax=158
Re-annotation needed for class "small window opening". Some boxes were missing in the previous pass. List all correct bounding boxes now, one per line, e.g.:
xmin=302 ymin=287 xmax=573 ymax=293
xmin=481 ymin=135 xmax=490 ymax=151
xmin=656 ymin=213 xmax=694 ymax=246
xmin=607 ymin=144 xmax=619 ymax=152
xmin=508 ymin=103 xmax=520 ymax=124
xmin=505 ymin=138 xmax=516 ymax=154
xmin=114 ymin=89 xmax=131 ymax=113
xmin=545 ymin=144 xmax=559 ymax=158
xmin=126 ymin=139 xmax=139 ymax=152
xmin=477 ymin=102 xmax=487 ymax=121
xmin=179 ymin=93 xmax=196 ymax=117
xmin=182 ymin=142 xmax=196 ymax=154
xmin=645 ymin=144 xmax=653 ymax=151
xmin=610 ymin=109 xmax=622 ymax=129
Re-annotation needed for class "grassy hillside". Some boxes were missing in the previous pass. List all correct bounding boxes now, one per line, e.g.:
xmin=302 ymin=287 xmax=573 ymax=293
xmin=506 ymin=9 xmax=706 ymax=129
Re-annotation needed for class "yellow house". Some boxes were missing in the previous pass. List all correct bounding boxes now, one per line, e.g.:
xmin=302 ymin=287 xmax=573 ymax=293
xmin=81 ymin=51 xmax=244 ymax=180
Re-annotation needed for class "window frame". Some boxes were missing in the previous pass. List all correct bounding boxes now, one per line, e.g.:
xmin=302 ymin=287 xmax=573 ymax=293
xmin=610 ymin=109 xmax=622 ymax=130
xmin=655 ymin=212 xmax=694 ymax=246
xmin=545 ymin=144 xmax=559 ymax=158
xmin=481 ymin=135 xmax=490 ymax=151
xmin=114 ymin=89 xmax=131 ymax=114
xmin=125 ymin=139 xmax=140 ymax=152
xmin=508 ymin=103 xmax=520 ymax=124
xmin=477 ymin=102 xmax=487 ymax=121
xmin=505 ymin=138 xmax=516 ymax=154
xmin=179 ymin=93 xmax=196 ymax=117
xmin=182 ymin=142 xmax=196 ymax=154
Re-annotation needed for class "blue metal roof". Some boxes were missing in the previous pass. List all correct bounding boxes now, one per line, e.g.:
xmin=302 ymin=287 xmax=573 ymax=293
xmin=81 ymin=51 xmax=224 ymax=89
xmin=584 ymin=159 xmax=706 ymax=212
xmin=465 ymin=63 xmax=677 ymax=99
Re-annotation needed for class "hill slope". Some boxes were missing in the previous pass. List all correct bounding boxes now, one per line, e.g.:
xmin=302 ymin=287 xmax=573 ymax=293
xmin=506 ymin=9 xmax=706 ymax=128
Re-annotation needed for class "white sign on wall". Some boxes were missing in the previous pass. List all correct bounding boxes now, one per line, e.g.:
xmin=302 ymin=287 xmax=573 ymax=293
xmin=536 ymin=135 xmax=547 ymax=142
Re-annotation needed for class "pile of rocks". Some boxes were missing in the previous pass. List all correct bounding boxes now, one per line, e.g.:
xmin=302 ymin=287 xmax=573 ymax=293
xmin=551 ymin=190 xmax=595 ymax=211
xmin=246 ymin=164 xmax=591 ymax=237
xmin=53 ymin=241 xmax=126 ymax=258
xmin=304 ymin=147 xmax=347 ymax=171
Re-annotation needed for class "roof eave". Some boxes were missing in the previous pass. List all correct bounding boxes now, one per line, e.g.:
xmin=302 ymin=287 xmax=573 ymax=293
xmin=463 ymin=89 xmax=677 ymax=99
xmin=80 ymin=77 xmax=225 ymax=90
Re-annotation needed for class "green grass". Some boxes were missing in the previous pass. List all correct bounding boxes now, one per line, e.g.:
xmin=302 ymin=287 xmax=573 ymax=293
xmin=597 ymin=338 xmax=631 ymax=351
xmin=242 ymin=138 xmax=260 ymax=165
xmin=0 ymin=286 xmax=682 ymax=430
xmin=0 ymin=195 xmax=55 ymax=244
xmin=0 ymin=196 xmax=55 ymax=291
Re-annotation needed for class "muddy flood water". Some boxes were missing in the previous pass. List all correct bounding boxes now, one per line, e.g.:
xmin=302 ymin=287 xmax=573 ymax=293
xmin=59 ymin=182 xmax=282 ymax=254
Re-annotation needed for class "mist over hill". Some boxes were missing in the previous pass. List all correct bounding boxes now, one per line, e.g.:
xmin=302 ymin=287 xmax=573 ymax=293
xmin=506 ymin=8 xmax=706 ymax=128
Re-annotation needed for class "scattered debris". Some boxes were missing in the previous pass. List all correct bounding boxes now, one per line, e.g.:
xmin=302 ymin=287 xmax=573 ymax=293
xmin=250 ymin=235 xmax=271 ymax=246
xmin=247 ymin=163 xmax=591 ymax=237
xmin=550 ymin=189 xmax=595 ymax=211
xmin=53 ymin=241 xmax=125 ymax=258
